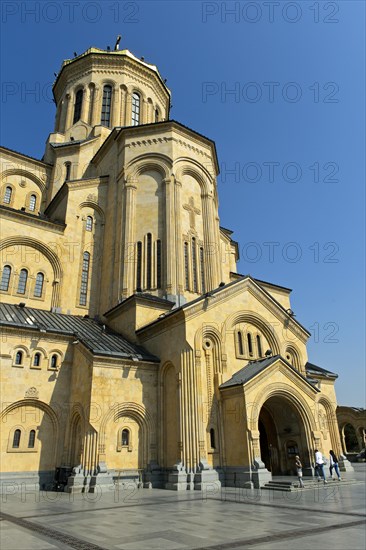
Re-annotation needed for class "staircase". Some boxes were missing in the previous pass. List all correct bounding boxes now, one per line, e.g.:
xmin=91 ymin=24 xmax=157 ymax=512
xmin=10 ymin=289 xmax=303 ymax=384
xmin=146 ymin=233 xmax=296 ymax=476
xmin=262 ymin=477 xmax=359 ymax=492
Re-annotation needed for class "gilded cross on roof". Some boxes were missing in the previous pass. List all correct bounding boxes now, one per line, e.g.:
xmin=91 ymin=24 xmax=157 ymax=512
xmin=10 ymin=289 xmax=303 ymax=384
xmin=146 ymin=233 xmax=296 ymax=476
xmin=183 ymin=196 xmax=201 ymax=229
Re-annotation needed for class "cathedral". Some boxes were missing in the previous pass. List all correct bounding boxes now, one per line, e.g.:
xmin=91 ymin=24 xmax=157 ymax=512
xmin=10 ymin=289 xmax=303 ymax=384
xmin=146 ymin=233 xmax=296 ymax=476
xmin=0 ymin=44 xmax=355 ymax=492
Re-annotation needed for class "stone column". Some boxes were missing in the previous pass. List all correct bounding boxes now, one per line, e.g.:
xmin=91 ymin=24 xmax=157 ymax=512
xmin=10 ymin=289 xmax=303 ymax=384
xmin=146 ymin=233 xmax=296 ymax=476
xmin=164 ymin=176 xmax=176 ymax=298
xmin=125 ymin=90 xmax=132 ymax=126
xmin=91 ymin=86 xmax=101 ymax=126
xmin=174 ymin=178 xmax=185 ymax=304
xmin=65 ymin=93 xmax=74 ymax=130
xmin=120 ymin=86 xmax=127 ymax=126
xmin=121 ymin=177 xmax=137 ymax=298
xmin=111 ymin=85 xmax=120 ymax=127
xmin=202 ymin=193 xmax=219 ymax=291
xmin=80 ymin=87 xmax=89 ymax=122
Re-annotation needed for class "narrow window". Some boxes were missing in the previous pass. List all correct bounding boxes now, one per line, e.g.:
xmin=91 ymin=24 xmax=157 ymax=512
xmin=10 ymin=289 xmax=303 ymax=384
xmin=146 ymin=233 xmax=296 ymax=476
xmin=146 ymin=233 xmax=152 ymax=290
xmin=33 ymin=272 xmax=44 ymax=297
xmin=86 ymin=216 xmax=93 ymax=232
xmin=156 ymin=239 xmax=162 ymax=289
xmin=257 ymin=335 xmax=262 ymax=358
xmin=28 ymin=430 xmax=36 ymax=448
xmin=200 ymin=247 xmax=205 ymax=293
xmin=136 ymin=241 xmax=142 ymax=291
xmin=33 ymin=353 xmax=41 ymax=367
xmin=184 ymin=242 xmax=189 ymax=290
xmin=17 ymin=269 xmax=28 ymax=294
xmin=50 ymin=354 xmax=58 ymax=369
xmin=12 ymin=429 xmax=21 ymax=448
xmin=192 ymin=237 xmax=198 ymax=293
xmin=15 ymin=351 xmax=23 ymax=365
xmin=155 ymin=109 xmax=159 ymax=122
xmin=0 ymin=265 xmax=11 ymax=291
xmin=131 ymin=92 xmax=140 ymax=126
xmin=79 ymin=252 xmax=90 ymax=306
xmin=29 ymin=194 xmax=37 ymax=212
xmin=101 ymin=85 xmax=112 ymax=126
xmin=237 ymin=331 xmax=244 ymax=355
xmin=3 ymin=186 xmax=12 ymax=204
xmin=122 ymin=429 xmax=129 ymax=446
xmin=73 ymin=89 xmax=83 ymax=124
xmin=247 ymin=333 xmax=253 ymax=356
xmin=210 ymin=428 xmax=216 ymax=449
xmin=65 ymin=162 xmax=71 ymax=182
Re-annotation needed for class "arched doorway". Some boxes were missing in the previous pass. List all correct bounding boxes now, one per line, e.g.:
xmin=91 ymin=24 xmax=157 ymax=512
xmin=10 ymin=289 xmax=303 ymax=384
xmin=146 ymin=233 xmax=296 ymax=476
xmin=258 ymin=395 xmax=310 ymax=475
xmin=344 ymin=423 xmax=360 ymax=452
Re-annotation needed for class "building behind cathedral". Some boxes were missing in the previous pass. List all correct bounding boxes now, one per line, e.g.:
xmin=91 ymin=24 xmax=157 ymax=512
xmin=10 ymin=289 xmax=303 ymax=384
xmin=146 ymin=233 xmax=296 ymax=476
xmin=0 ymin=45 xmax=363 ymax=492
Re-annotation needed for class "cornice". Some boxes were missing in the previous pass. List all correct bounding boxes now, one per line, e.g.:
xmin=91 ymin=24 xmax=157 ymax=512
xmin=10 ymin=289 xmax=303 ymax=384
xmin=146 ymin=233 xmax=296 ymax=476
xmin=0 ymin=146 xmax=52 ymax=170
xmin=0 ymin=205 xmax=65 ymax=233
xmin=54 ymin=55 xmax=170 ymax=107
xmin=244 ymin=361 xmax=318 ymax=398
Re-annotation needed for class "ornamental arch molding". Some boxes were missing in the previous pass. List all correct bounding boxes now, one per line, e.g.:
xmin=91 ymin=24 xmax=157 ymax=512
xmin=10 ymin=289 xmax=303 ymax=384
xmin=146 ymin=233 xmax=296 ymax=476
xmin=0 ymin=399 xmax=59 ymax=465
xmin=223 ymin=310 xmax=281 ymax=356
xmin=175 ymin=161 xmax=213 ymax=195
xmin=126 ymin=154 xmax=171 ymax=181
xmin=99 ymin=402 xmax=154 ymax=466
xmin=78 ymin=201 xmax=105 ymax=224
xmin=0 ymin=236 xmax=63 ymax=307
xmin=249 ymin=382 xmax=316 ymax=436
xmin=0 ymin=169 xmax=46 ymax=194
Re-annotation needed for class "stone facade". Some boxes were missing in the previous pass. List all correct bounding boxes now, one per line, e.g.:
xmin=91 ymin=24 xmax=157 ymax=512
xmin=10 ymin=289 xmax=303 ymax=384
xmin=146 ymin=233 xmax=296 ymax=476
xmin=0 ymin=46 xmax=354 ymax=493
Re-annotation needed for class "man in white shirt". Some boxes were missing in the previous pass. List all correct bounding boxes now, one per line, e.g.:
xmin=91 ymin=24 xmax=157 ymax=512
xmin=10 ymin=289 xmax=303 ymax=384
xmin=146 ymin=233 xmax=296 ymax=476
xmin=314 ymin=449 xmax=327 ymax=484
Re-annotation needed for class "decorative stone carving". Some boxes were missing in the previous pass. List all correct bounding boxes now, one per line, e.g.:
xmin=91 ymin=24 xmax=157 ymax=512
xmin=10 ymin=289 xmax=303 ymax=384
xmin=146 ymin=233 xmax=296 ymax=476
xmin=25 ymin=387 xmax=39 ymax=399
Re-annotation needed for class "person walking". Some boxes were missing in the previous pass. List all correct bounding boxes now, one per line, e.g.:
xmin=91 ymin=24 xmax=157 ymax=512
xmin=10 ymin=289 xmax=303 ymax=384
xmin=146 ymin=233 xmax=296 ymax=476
xmin=329 ymin=450 xmax=342 ymax=480
xmin=295 ymin=455 xmax=305 ymax=488
xmin=314 ymin=449 xmax=327 ymax=484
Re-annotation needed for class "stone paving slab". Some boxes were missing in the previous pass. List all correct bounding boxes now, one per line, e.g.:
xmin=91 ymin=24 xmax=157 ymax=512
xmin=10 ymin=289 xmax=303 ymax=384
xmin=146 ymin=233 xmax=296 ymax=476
xmin=0 ymin=465 xmax=365 ymax=550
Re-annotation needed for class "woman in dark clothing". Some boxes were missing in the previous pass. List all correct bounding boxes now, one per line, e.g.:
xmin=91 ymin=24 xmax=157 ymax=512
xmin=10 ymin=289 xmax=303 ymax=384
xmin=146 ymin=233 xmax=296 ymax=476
xmin=329 ymin=450 xmax=342 ymax=480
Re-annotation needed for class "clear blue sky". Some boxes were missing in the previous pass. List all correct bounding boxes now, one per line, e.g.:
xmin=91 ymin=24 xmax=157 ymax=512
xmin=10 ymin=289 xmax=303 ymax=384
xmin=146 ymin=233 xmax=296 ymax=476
xmin=1 ymin=1 xmax=365 ymax=406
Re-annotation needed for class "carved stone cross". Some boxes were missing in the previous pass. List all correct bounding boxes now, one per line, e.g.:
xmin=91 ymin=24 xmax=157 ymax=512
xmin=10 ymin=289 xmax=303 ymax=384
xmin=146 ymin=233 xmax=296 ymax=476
xmin=183 ymin=196 xmax=201 ymax=229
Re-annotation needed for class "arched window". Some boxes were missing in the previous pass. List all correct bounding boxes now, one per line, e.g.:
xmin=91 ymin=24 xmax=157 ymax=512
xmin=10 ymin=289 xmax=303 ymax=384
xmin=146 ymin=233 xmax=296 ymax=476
xmin=131 ymin=92 xmax=140 ymax=126
xmin=122 ymin=429 xmax=130 ymax=446
xmin=146 ymin=233 xmax=152 ymax=290
xmin=237 ymin=331 xmax=244 ymax=356
xmin=191 ymin=237 xmax=198 ymax=293
xmin=28 ymin=430 xmax=36 ymax=448
xmin=101 ymin=85 xmax=112 ymax=126
xmin=156 ymin=239 xmax=162 ymax=289
xmin=136 ymin=241 xmax=142 ymax=291
xmin=85 ymin=216 xmax=93 ymax=231
xmin=0 ymin=265 xmax=11 ymax=291
xmin=79 ymin=251 xmax=90 ymax=306
xmin=15 ymin=351 xmax=23 ymax=365
xmin=247 ymin=333 xmax=253 ymax=356
xmin=65 ymin=162 xmax=71 ymax=182
xmin=210 ymin=428 xmax=216 ymax=449
xmin=200 ymin=247 xmax=205 ymax=293
xmin=155 ymin=108 xmax=159 ymax=122
xmin=50 ymin=354 xmax=58 ymax=369
xmin=33 ymin=353 xmax=41 ymax=367
xmin=12 ymin=429 xmax=21 ymax=448
xmin=33 ymin=272 xmax=44 ymax=297
xmin=256 ymin=335 xmax=262 ymax=358
xmin=73 ymin=89 xmax=83 ymax=124
xmin=184 ymin=242 xmax=189 ymax=290
xmin=29 ymin=194 xmax=37 ymax=212
xmin=3 ymin=186 xmax=12 ymax=204
xmin=17 ymin=269 xmax=28 ymax=294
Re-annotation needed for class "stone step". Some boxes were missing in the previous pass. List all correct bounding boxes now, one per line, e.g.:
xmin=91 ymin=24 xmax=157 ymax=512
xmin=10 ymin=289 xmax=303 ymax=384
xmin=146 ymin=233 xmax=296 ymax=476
xmin=262 ymin=478 xmax=359 ymax=491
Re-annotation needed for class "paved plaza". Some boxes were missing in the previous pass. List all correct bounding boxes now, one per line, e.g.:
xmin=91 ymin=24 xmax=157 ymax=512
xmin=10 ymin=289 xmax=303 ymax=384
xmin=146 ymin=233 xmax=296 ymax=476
xmin=1 ymin=465 xmax=365 ymax=550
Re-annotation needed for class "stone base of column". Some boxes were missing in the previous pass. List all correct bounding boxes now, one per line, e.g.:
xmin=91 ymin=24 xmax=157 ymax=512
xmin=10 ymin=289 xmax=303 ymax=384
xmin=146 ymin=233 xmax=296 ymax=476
xmin=339 ymin=455 xmax=354 ymax=472
xmin=165 ymin=463 xmax=188 ymax=490
xmin=194 ymin=468 xmax=221 ymax=491
xmin=65 ymin=473 xmax=87 ymax=493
